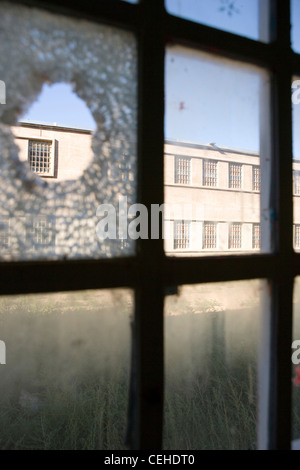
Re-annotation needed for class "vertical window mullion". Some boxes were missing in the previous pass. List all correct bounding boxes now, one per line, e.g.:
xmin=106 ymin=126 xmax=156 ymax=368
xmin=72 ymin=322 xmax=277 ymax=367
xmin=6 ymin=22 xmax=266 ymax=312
xmin=257 ymin=0 xmax=294 ymax=450
xmin=132 ymin=0 xmax=165 ymax=450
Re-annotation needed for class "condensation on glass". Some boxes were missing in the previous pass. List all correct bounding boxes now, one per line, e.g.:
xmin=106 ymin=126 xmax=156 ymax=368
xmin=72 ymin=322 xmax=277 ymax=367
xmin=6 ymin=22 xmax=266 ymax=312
xmin=292 ymin=278 xmax=300 ymax=448
xmin=164 ymin=279 xmax=269 ymax=450
xmin=0 ymin=3 xmax=137 ymax=260
xmin=293 ymin=76 xmax=300 ymax=251
xmin=292 ymin=0 xmax=300 ymax=54
xmin=165 ymin=0 xmax=270 ymax=43
xmin=164 ymin=46 xmax=271 ymax=257
xmin=0 ymin=288 xmax=133 ymax=449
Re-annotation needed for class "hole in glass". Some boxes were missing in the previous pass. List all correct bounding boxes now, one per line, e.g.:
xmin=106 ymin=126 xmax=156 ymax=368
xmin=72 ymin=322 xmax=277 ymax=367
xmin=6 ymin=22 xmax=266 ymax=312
xmin=13 ymin=82 xmax=96 ymax=182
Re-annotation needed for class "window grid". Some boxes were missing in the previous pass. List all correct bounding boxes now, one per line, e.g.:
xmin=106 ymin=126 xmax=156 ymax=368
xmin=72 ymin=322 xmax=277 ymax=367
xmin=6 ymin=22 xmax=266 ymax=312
xmin=175 ymin=157 xmax=191 ymax=184
xmin=229 ymin=223 xmax=241 ymax=249
xmin=203 ymin=222 xmax=217 ymax=249
xmin=229 ymin=163 xmax=242 ymax=189
xmin=203 ymin=160 xmax=217 ymax=187
xmin=174 ymin=220 xmax=190 ymax=249
xmin=252 ymin=223 xmax=261 ymax=249
xmin=0 ymin=0 xmax=296 ymax=452
xmin=29 ymin=140 xmax=52 ymax=174
xmin=253 ymin=166 xmax=261 ymax=192
xmin=295 ymin=225 xmax=300 ymax=250
xmin=294 ymin=170 xmax=300 ymax=195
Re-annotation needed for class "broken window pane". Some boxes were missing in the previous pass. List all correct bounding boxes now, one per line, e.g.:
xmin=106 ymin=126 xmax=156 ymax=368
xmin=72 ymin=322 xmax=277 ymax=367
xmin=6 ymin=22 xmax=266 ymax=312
xmin=0 ymin=289 xmax=133 ymax=450
xmin=0 ymin=3 xmax=137 ymax=260
xmin=164 ymin=279 xmax=268 ymax=450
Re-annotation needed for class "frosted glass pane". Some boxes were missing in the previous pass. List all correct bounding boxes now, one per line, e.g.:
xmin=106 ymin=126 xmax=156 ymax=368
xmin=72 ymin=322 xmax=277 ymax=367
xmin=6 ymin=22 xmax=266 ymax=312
xmin=164 ymin=46 xmax=271 ymax=257
xmin=0 ymin=289 xmax=133 ymax=450
xmin=292 ymin=0 xmax=300 ymax=54
xmin=0 ymin=3 xmax=137 ymax=260
xmin=164 ymin=280 xmax=267 ymax=450
xmin=293 ymin=278 xmax=300 ymax=447
xmin=166 ymin=0 xmax=269 ymax=43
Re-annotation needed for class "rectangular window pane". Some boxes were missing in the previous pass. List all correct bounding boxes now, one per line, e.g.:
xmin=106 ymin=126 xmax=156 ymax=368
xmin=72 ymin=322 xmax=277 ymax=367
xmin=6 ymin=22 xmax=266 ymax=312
xmin=175 ymin=157 xmax=191 ymax=184
xmin=253 ymin=223 xmax=261 ymax=249
xmin=229 ymin=163 xmax=242 ymax=189
xmin=203 ymin=222 xmax=216 ymax=249
xmin=0 ymin=289 xmax=133 ymax=449
xmin=165 ymin=0 xmax=270 ymax=43
xmin=229 ymin=223 xmax=241 ymax=249
xmin=0 ymin=3 xmax=137 ymax=261
xmin=253 ymin=166 xmax=261 ymax=192
xmin=164 ymin=280 xmax=267 ymax=450
xmin=292 ymin=278 xmax=300 ymax=447
xmin=174 ymin=220 xmax=190 ymax=250
xmin=293 ymin=77 xmax=300 ymax=250
xmin=292 ymin=0 xmax=300 ymax=54
xmin=164 ymin=47 xmax=271 ymax=257
xmin=203 ymin=160 xmax=217 ymax=187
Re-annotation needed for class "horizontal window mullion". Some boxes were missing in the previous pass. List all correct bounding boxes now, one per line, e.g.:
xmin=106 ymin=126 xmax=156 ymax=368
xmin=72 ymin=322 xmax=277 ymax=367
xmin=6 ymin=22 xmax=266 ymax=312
xmin=2 ymin=0 xmax=139 ymax=31
xmin=0 ymin=258 xmax=138 ymax=295
xmin=165 ymin=13 xmax=291 ymax=70
xmin=163 ymin=254 xmax=294 ymax=286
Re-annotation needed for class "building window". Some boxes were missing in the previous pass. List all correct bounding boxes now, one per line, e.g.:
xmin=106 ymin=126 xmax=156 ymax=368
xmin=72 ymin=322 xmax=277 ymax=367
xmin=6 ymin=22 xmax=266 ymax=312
xmin=252 ymin=223 xmax=261 ymax=249
xmin=294 ymin=170 xmax=300 ymax=195
xmin=203 ymin=222 xmax=217 ymax=249
xmin=27 ymin=216 xmax=55 ymax=247
xmin=295 ymin=225 xmax=300 ymax=250
xmin=229 ymin=163 xmax=242 ymax=189
xmin=174 ymin=221 xmax=190 ymax=250
xmin=175 ymin=156 xmax=191 ymax=184
xmin=203 ymin=160 xmax=217 ymax=187
xmin=253 ymin=166 xmax=261 ymax=192
xmin=229 ymin=223 xmax=241 ymax=249
xmin=28 ymin=140 xmax=53 ymax=176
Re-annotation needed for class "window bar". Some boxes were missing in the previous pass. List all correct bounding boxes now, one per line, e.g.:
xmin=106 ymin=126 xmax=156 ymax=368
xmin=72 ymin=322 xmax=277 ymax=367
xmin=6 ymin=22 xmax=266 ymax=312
xmin=132 ymin=0 xmax=165 ymax=450
xmin=266 ymin=0 xmax=293 ymax=450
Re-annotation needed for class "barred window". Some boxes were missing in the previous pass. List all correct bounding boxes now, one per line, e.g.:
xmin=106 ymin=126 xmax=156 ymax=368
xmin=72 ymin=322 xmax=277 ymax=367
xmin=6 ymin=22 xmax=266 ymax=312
xmin=229 ymin=163 xmax=242 ymax=189
xmin=174 ymin=220 xmax=190 ymax=249
xmin=29 ymin=140 xmax=52 ymax=175
xmin=203 ymin=160 xmax=217 ymax=187
xmin=27 ymin=216 xmax=55 ymax=247
xmin=294 ymin=170 xmax=300 ymax=195
xmin=175 ymin=157 xmax=191 ymax=184
xmin=252 ymin=223 xmax=261 ymax=249
xmin=229 ymin=223 xmax=241 ymax=249
xmin=295 ymin=225 xmax=300 ymax=250
xmin=203 ymin=222 xmax=216 ymax=249
xmin=253 ymin=166 xmax=261 ymax=192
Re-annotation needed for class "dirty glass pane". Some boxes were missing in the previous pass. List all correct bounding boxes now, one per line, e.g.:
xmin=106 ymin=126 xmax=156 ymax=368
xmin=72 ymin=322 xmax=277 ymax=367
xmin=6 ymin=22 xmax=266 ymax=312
xmin=292 ymin=0 xmax=300 ymax=54
xmin=164 ymin=279 xmax=267 ymax=450
xmin=164 ymin=46 xmax=271 ymax=257
xmin=0 ymin=289 xmax=133 ymax=450
xmin=293 ymin=77 xmax=300 ymax=250
xmin=292 ymin=278 xmax=300 ymax=448
xmin=165 ymin=0 xmax=270 ymax=43
xmin=0 ymin=3 xmax=137 ymax=260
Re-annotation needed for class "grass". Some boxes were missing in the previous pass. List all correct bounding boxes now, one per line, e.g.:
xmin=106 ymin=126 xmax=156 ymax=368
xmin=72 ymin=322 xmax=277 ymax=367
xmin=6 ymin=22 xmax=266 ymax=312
xmin=0 ymin=289 xmax=272 ymax=450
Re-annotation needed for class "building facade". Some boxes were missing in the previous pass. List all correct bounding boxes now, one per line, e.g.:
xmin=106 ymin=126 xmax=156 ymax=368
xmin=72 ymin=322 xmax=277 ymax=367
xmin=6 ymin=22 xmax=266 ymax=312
xmin=5 ymin=121 xmax=300 ymax=256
